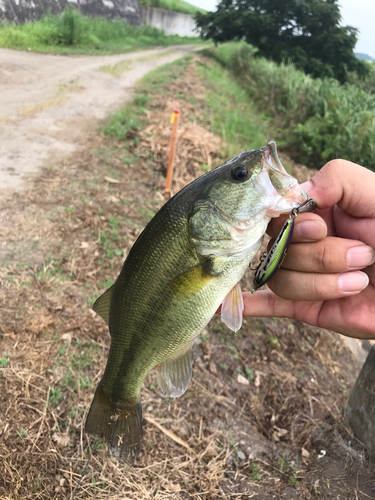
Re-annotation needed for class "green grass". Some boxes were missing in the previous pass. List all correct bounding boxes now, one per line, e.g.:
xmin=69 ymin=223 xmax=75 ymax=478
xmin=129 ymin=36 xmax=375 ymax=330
xmin=0 ymin=7 xmax=200 ymax=55
xmin=0 ymin=355 xmax=10 ymax=368
xmin=195 ymin=59 xmax=268 ymax=158
xmin=202 ymin=42 xmax=375 ymax=170
xmin=139 ymin=0 xmax=206 ymax=15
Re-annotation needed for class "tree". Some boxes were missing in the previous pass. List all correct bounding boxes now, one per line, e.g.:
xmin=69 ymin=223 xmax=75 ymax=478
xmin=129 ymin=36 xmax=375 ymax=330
xmin=195 ymin=0 xmax=368 ymax=82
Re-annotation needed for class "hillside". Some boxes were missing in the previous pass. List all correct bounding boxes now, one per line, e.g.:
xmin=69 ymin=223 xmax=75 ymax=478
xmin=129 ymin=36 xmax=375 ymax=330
xmin=355 ymin=52 xmax=375 ymax=62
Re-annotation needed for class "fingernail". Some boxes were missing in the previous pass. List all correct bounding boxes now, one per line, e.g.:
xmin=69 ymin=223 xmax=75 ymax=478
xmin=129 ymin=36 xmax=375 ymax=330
xmin=338 ymin=271 xmax=369 ymax=292
xmin=295 ymin=220 xmax=326 ymax=240
xmin=300 ymin=181 xmax=313 ymax=193
xmin=347 ymin=246 xmax=375 ymax=269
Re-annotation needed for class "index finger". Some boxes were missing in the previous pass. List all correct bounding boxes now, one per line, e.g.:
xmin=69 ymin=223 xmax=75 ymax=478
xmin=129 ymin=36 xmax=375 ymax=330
xmin=303 ymin=160 xmax=375 ymax=218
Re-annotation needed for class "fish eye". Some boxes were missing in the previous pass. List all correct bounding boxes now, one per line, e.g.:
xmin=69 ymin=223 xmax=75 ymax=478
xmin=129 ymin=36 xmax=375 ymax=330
xmin=231 ymin=164 xmax=249 ymax=182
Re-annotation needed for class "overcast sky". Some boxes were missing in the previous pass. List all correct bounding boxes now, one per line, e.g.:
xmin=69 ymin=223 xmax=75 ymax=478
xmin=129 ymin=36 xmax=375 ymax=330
xmin=189 ymin=0 xmax=375 ymax=58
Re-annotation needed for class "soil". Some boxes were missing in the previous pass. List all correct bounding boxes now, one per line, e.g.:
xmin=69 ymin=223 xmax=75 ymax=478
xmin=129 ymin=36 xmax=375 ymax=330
xmin=0 ymin=52 xmax=375 ymax=499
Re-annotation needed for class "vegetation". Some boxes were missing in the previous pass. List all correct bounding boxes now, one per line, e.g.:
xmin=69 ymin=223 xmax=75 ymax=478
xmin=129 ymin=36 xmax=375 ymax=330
xmin=0 ymin=7 xmax=199 ymax=54
xmin=348 ymin=61 xmax=375 ymax=95
xmin=196 ymin=0 xmax=368 ymax=82
xmin=195 ymin=58 xmax=268 ymax=157
xmin=203 ymin=43 xmax=375 ymax=170
xmin=139 ymin=0 xmax=206 ymax=15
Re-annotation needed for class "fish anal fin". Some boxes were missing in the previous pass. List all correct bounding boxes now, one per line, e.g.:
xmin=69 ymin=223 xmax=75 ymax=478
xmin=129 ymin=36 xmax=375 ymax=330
xmin=157 ymin=342 xmax=194 ymax=398
xmin=85 ymin=383 xmax=142 ymax=461
xmin=221 ymin=282 xmax=244 ymax=332
xmin=93 ymin=285 xmax=114 ymax=326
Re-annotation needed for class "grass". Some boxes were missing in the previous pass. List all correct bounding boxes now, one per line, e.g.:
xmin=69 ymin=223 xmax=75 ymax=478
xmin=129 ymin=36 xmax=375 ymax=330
xmin=139 ymin=0 xmax=206 ymax=15
xmin=0 ymin=7 xmax=200 ymax=55
xmin=202 ymin=42 xmax=375 ymax=170
xmin=195 ymin=58 xmax=269 ymax=158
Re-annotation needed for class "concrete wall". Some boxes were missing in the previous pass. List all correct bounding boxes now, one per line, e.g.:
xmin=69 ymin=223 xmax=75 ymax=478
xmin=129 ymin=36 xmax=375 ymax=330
xmin=140 ymin=6 xmax=196 ymax=37
xmin=0 ymin=0 xmax=141 ymax=24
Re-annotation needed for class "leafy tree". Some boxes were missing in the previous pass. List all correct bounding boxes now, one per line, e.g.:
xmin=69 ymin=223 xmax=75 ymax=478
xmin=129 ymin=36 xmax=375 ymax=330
xmin=195 ymin=0 xmax=368 ymax=82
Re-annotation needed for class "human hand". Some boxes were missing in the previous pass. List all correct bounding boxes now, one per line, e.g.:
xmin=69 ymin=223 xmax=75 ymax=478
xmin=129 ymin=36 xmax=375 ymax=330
xmin=243 ymin=159 xmax=375 ymax=339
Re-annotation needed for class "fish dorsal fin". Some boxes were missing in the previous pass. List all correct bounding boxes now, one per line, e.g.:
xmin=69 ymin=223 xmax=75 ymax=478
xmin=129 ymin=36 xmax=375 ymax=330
xmin=221 ymin=282 xmax=244 ymax=332
xmin=93 ymin=285 xmax=114 ymax=326
xmin=157 ymin=342 xmax=194 ymax=398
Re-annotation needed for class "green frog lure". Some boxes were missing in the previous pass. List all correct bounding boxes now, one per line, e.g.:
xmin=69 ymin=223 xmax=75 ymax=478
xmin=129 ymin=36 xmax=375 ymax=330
xmin=251 ymin=198 xmax=316 ymax=292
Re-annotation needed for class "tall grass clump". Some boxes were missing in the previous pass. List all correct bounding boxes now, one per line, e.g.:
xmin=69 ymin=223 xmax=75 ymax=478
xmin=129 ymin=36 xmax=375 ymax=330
xmin=203 ymin=42 xmax=375 ymax=170
xmin=0 ymin=8 xmax=199 ymax=54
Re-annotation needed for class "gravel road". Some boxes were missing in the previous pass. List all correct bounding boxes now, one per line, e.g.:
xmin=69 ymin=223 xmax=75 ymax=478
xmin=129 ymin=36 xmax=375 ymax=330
xmin=0 ymin=45 xmax=194 ymax=191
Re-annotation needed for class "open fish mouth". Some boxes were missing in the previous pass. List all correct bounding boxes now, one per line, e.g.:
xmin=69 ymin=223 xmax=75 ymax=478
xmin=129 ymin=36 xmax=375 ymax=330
xmin=260 ymin=140 xmax=286 ymax=174
xmin=259 ymin=140 xmax=309 ymax=213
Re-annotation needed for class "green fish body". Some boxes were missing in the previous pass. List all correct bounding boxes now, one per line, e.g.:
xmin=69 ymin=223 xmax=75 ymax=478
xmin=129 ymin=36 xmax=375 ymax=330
xmin=85 ymin=141 xmax=308 ymax=458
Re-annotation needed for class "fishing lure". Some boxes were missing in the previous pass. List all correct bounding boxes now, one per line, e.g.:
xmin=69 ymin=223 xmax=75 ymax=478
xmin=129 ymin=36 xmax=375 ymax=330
xmin=251 ymin=198 xmax=315 ymax=293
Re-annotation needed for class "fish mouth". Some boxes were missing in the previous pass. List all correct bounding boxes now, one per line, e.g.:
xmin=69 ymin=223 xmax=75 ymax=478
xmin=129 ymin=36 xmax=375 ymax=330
xmin=259 ymin=140 xmax=309 ymax=214
xmin=260 ymin=140 xmax=285 ymax=173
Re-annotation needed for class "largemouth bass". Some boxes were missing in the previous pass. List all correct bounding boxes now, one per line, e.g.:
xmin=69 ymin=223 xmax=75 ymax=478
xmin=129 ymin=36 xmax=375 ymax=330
xmin=86 ymin=141 xmax=309 ymax=459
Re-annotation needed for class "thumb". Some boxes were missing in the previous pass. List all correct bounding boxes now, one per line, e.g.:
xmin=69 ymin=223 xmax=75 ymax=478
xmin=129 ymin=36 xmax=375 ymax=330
xmin=301 ymin=159 xmax=375 ymax=218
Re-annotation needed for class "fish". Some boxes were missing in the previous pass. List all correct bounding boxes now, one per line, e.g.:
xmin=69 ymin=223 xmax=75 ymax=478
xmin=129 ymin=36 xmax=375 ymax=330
xmin=85 ymin=140 xmax=309 ymax=459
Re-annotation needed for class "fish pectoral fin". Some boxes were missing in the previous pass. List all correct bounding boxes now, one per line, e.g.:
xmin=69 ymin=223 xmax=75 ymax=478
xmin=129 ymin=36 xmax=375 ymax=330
xmin=93 ymin=285 xmax=114 ymax=326
xmin=221 ymin=282 xmax=244 ymax=333
xmin=170 ymin=263 xmax=215 ymax=297
xmin=157 ymin=342 xmax=194 ymax=398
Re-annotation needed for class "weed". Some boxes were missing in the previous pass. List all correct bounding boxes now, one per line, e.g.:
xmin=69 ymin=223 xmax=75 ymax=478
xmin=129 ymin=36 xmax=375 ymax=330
xmin=137 ymin=206 xmax=155 ymax=219
xmin=48 ymin=387 xmax=63 ymax=405
xmin=134 ymin=93 xmax=149 ymax=107
xmin=123 ymin=154 xmax=139 ymax=165
xmin=98 ymin=278 xmax=115 ymax=289
xmin=288 ymin=467 xmax=299 ymax=486
xmin=0 ymin=355 xmax=10 ymax=368
xmin=103 ymin=104 xmax=144 ymax=140
xmin=79 ymin=376 xmax=95 ymax=390
xmin=17 ymin=428 xmax=27 ymax=438
xmin=58 ymin=343 xmax=68 ymax=356
xmin=269 ymin=336 xmax=280 ymax=349
xmin=244 ymin=366 xmax=254 ymax=380
xmin=250 ymin=462 xmax=262 ymax=480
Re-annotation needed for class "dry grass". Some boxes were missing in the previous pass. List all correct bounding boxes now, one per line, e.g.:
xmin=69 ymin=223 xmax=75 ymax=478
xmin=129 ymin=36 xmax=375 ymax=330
xmin=0 ymin=55 xmax=374 ymax=500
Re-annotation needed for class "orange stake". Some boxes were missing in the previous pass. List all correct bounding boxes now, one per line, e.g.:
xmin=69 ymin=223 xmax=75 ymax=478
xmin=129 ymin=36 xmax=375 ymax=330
xmin=164 ymin=109 xmax=180 ymax=197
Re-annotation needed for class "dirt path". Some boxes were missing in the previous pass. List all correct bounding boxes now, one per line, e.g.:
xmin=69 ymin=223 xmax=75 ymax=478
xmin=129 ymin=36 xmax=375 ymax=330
xmin=0 ymin=45 xmax=195 ymax=191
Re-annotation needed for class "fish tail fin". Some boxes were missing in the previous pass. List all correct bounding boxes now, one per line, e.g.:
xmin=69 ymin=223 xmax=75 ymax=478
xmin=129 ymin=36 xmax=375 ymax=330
xmin=85 ymin=383 xmax=142 ymax=460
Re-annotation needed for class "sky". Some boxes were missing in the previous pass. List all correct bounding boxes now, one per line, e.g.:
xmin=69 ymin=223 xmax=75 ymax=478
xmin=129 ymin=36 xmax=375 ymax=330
xmin=188 ymin=0 xmax=375 ymax=59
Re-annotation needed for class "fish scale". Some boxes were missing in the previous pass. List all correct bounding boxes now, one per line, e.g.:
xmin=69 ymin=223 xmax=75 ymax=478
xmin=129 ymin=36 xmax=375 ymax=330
xmin=85 ymin=141 xmax=310 ymax=459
